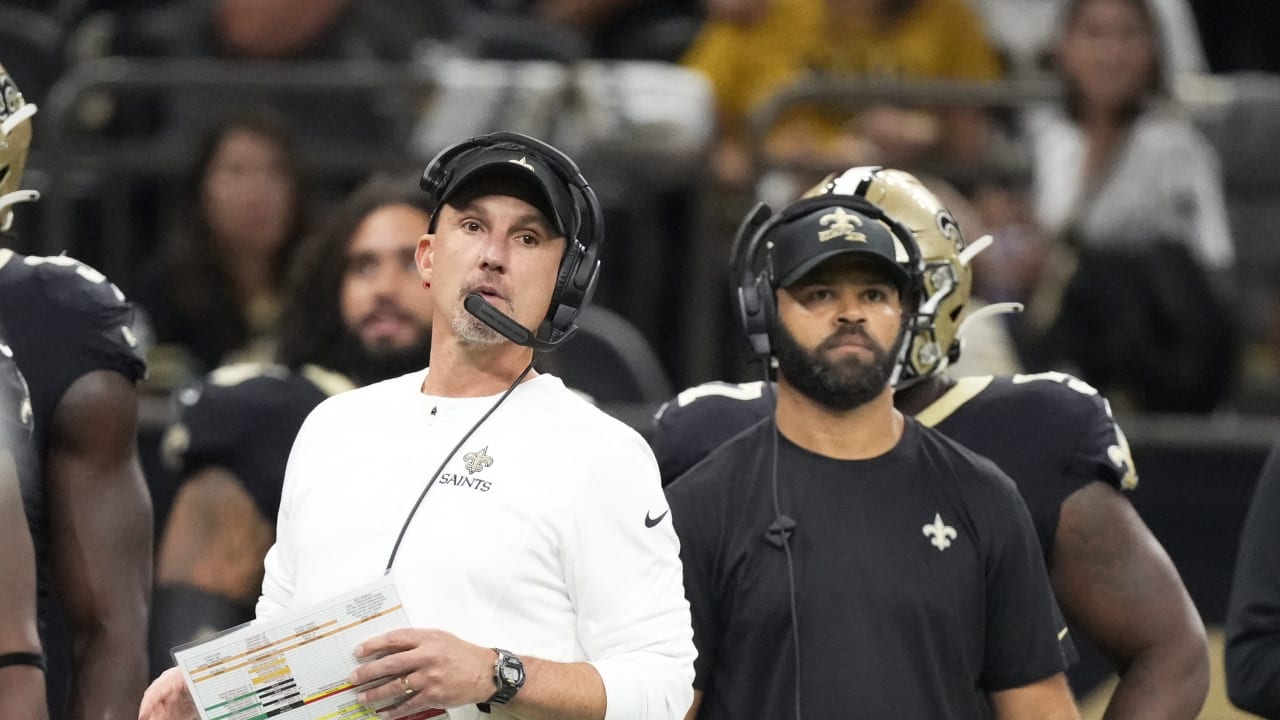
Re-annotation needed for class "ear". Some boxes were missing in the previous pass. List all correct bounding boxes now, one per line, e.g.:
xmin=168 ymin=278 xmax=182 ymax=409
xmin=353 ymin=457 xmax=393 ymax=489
xmin=415 ymin=233 xmax=434 ymax=284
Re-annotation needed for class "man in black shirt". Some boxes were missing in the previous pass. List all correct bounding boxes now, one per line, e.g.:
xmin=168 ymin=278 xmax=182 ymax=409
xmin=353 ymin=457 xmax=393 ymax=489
xmin=655 ymin=168 xmax=1209 ymax=719
xmin=666 ymin=183 xmax=1077 ymax=717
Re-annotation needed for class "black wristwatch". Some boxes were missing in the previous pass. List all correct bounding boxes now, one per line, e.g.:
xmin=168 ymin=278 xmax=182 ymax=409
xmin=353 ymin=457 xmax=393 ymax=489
xmin=486 ymin=648 xmax=525 ymax=706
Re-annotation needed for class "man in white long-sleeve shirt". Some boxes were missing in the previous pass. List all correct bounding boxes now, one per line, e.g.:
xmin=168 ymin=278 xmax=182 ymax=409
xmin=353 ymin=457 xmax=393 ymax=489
xmin=139 ymin=132 xmax=696 ymax=720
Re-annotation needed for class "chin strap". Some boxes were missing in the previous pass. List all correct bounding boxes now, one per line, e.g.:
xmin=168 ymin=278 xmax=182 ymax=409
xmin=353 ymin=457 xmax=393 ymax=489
xmin=0 ymin=651 xmax=45 ymax=672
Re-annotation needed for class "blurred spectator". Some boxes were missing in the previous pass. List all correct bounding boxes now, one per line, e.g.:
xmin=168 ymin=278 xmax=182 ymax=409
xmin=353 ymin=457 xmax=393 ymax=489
xmin=1226 ymin=434 xmax=1280 ymax=717
xmin=149 ymin=175 xmax=433 ymax=674
xmin=211 ymin=0 xmax=354 ymax=58
xmin=1028 ymin=0 xmax=1231 ymax=273
xmin=137 ymin=110 xmax=308 ymax=380
xmin=1018 ymin=0 xmax=1237 ymax=412
xmin=973 ymin=0 xmax=1206 ymax=77
xmin=682 ymin=0 xmax=1004 ymax=188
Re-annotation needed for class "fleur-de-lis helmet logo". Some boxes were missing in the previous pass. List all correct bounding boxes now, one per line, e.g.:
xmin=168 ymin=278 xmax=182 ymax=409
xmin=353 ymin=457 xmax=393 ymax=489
xmin=463 ymin=446 xmax=493 ymax=474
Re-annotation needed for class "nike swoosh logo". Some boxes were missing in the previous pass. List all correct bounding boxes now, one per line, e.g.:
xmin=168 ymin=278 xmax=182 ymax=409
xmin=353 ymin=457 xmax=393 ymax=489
xmin=644 ymin=510 xmax=669 ymax=528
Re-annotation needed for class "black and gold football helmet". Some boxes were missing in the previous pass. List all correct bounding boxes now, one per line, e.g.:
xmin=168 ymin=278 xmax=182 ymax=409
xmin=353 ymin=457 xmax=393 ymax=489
xmin=804 ymin=166 xmax=989 ymax=386
xmin=0 ymin=62 xmax=39 ymax=232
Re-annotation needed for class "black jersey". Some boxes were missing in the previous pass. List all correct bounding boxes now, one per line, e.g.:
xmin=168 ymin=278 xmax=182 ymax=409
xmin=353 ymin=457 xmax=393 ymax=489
xmin=0 ymin=250 xmax=147 ymax=457
xmin=0 ymin=249 xmax=146 ymax=600
xmin=667 ymin=417 xmax=1070 ymax=718
xmin=652 ymin=372 xmax=1136 ymax=558
xmin=162 ymin=363 xmax=354 ymax=522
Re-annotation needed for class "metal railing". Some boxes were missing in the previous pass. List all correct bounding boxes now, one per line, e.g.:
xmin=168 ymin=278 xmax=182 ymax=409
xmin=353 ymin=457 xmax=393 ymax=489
xmin=31 ymin=57 xmax=435 ymax=279
xmin=744 ymin=75 xmax=1064 ymax=182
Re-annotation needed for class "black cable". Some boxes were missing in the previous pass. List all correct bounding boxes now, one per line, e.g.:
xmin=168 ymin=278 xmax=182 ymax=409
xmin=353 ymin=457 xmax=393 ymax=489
xmin=385 ymin=356 xmax=539 ymax=571
xmin=762 ymin=372 xmax=803 ymax=720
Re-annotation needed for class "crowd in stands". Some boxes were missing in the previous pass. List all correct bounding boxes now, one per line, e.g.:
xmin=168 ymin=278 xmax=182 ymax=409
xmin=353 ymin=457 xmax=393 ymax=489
xmin=3 ymin=0 xmax=1280 ymax=716
xmin=6 ymin=0 xmax=1278 ymax=412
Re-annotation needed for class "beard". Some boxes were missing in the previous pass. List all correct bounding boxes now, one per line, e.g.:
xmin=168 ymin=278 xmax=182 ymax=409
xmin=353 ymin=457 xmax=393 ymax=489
xmin=332 ymin=328 xmax=432 ymax=385
xmin=452 ymin=306 xmax=505 ymax=346
xmin=772 ymin=320 xmax=907 ymax=412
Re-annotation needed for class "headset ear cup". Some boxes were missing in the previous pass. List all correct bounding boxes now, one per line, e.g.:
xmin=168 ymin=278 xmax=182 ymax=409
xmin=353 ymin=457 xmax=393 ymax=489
xmin=544 ymin=186 xmax=602 ymax=339
xmin=546 ymin=242 xmax=582 ymax=334
xmin=738 ymin=271 xmax=773 ymax=357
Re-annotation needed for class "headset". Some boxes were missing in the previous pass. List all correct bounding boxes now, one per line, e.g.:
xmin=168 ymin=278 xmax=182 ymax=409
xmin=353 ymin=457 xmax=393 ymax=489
xmin=420 ymin=131 xmax=604 ymax=352
xmin=731 ymin=194 xmax=925 ymax=360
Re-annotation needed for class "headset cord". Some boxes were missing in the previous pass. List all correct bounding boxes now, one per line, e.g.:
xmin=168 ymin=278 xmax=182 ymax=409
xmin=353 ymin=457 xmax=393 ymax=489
xmin=385 ymin=355 xmax=539 ymax=571
xmin=763 ymin=374 xmax=803 ymax=720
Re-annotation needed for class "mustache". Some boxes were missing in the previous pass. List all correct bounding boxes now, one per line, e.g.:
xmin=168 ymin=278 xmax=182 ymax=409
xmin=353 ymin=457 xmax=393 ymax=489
xmin=817 ymin=324 xmax=884 ymax=355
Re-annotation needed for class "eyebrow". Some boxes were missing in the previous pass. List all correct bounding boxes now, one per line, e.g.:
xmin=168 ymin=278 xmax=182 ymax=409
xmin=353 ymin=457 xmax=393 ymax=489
xmin=454 ymin=202 xmax=560 ymax=238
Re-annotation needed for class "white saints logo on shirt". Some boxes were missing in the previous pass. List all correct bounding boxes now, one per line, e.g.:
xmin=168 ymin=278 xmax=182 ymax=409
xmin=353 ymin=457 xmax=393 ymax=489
xmin=463 ymin=446 xmax=494 ymax=474
xmin=922 ymin=513 xmax=957 ymax=551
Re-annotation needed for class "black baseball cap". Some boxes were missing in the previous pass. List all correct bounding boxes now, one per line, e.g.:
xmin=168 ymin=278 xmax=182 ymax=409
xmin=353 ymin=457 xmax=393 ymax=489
xmin=770 ymin=205 xmax=914 ymax=291
xmin=433 ymin=144 xmax=577 ymax=240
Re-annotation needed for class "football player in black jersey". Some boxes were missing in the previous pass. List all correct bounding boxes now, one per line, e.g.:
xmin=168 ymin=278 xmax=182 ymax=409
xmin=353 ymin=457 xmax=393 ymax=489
xmin=0 ymin=62 xmax=153 ymax=720
xmin=654 ymin=167 xmax=1209 ymax=718
xmin=150 ymin=175 xmax=435 ymax=671
xmin=0 ymin=330 xmax=47 ymax=719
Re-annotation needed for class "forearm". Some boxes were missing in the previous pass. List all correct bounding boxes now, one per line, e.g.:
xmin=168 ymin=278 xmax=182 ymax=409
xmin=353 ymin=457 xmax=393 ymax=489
xmin=1101 ymin=634 xmax=1209 ymax=720
xmin=62 ymin=505 xmax=152 ymax=720
xmin=68 ymin=623 xmax=150 ymax=720
xmin=0 ymin=667 xmax=48 ymax=720
xmin=510 ymin=657 xmax=606 ymax=720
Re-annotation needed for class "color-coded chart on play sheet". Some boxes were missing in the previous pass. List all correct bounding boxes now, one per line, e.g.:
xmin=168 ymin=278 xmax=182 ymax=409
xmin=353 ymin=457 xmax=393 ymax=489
xmin=173 ymin=575 xmax=445 ymax=720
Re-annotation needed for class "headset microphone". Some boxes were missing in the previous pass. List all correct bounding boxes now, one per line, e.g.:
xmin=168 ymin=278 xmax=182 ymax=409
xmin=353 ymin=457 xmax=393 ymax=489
xmin=464 ymin=293 xmax=577 ymax=352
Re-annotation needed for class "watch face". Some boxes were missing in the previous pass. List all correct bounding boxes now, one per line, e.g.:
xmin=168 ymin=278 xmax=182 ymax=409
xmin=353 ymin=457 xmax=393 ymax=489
xmin=501 ymin=665 xmax=521 ymax=684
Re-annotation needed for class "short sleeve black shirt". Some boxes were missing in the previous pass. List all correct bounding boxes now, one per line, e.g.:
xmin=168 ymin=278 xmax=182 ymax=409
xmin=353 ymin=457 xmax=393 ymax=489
xmin=666 ymin=417 xmax=1069 ymax=718
xmin=0 ymin=250 xmax=147 ymax=457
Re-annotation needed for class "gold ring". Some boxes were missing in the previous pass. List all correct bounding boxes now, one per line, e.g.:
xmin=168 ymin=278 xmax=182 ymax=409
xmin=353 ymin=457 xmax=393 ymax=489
xmin=401 ymin=675 xmax=415 ymax=697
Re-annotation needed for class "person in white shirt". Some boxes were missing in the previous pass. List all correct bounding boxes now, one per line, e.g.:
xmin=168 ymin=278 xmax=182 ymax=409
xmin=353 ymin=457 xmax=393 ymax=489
xmin=138 ymin=132 xmax=696 ymax=720
xmin=1027 ymin=0 xmax=1232 ymax=273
